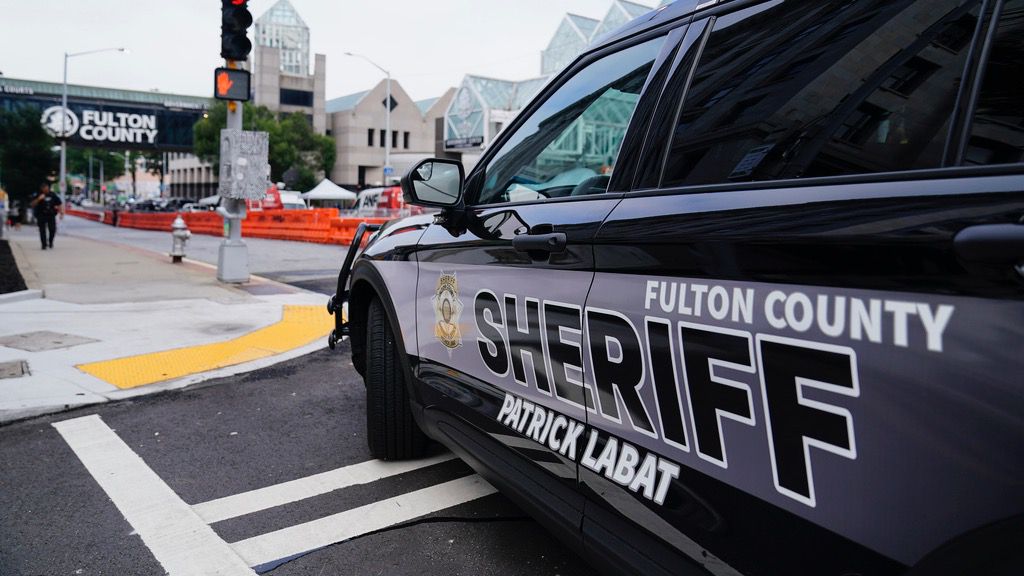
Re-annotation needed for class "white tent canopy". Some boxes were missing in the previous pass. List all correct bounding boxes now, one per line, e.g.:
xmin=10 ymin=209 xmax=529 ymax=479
xmin=300 ymin=179 xmax=357 ymax=201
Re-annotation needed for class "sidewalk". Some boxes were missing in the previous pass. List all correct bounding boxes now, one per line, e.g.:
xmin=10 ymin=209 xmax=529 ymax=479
xmin=0 ymin=221 xmax=336 ymax=423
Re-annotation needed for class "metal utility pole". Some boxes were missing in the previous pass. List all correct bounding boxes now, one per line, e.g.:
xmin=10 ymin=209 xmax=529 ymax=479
xmin=345 ymin=52 xmax=392 ymax=183
xmin=216 ymin=80 xmax=250 ymax=284
xmin=59 ymin=47 xmax=127 ymax=206
xmin=214 ymin=0 xmax=256 ymax=284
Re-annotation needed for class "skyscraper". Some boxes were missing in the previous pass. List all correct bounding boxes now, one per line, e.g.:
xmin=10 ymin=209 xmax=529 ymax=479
xmin=254 ymin=0 xmax=310 ymax=76
xmin=252 ymin=0 xmax=326 ymax=135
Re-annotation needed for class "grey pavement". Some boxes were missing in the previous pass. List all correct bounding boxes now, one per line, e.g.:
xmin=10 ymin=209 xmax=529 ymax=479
xmin=0 ymin=216 xmax=333 ymax=422
xmin=62 ymin=215 xmax=348 ymax=290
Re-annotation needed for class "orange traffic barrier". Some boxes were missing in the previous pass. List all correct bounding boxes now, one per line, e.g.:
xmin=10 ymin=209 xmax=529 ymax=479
xmin=64 ymin=208 xmax=103 ymax=222
xmin=69 ymin=208 xmax=392 ymax=246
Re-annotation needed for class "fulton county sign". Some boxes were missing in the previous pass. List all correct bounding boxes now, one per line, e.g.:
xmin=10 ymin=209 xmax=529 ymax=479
xmin=41 ymin=106 xmax=159 ymax=145
xmin=1 ymin=76 xmax=207 ymax=151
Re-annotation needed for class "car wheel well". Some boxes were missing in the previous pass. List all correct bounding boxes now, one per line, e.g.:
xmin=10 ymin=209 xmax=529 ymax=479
xmin=348 ymin=279 xmax=374 ymax=377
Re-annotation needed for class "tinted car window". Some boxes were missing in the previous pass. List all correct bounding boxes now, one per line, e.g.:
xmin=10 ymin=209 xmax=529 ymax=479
xmin=661 ymin=0 xmax=981 ymax=187
xmin=475 ymin=36 xmax=665 ymax=205
xmin=964 ymin=0 xmax=1024 ymax=166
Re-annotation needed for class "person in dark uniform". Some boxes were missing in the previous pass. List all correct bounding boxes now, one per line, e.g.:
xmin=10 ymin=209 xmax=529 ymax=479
xmin=29 ymin=183 xmax=62 ymax=250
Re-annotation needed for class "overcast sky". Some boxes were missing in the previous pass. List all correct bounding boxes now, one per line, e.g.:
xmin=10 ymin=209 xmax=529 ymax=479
xmin=0 ymin=0 xmax=652 ymax=102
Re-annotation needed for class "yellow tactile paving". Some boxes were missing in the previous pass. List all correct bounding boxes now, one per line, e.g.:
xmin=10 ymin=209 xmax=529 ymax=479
xmin=77 ymin=305 xmax=335 ymax=389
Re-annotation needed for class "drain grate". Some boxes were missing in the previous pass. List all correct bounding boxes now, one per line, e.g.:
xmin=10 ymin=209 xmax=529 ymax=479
xmin=0 ymin=360 xmax=29 ymax=380
xmin=0 ymin=331 xmax=100 ymax=352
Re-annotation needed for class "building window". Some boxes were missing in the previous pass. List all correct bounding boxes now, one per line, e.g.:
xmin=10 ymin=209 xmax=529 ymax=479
xmin=882 ymin=57 xmax=940 ymax=96
xmin=392 ymin=130 xmax=398 ymax=149
xmin=835 ymin=103 xmax=890 ymax=146
xmin=403 ymin=131 xmax=410 ymax=149
xmin=367 ymin=129 xmax=374 ymax=147
xmin=379 ymin=130 xmax=385 ymax=148
xmin=279 ymin=89 xmax=313 ymax=107
xmin=934 ymin=12 xmax=978 ymax=52
xmin=660 ymin=0 xmax=981 ymax=186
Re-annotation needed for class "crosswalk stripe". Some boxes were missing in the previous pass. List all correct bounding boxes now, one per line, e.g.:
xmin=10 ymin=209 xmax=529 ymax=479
xmin=192 ymin=453 xmax=456 ymax=524
xmin=230 ymin=474 xmax=497 ymax=569
xmin=54 ymin=415 xmax=256 ymax=576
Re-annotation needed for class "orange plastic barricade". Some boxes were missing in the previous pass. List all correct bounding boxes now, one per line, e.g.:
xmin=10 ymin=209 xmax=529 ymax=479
xmin=69 ymin=207 xmax=394 ymax=246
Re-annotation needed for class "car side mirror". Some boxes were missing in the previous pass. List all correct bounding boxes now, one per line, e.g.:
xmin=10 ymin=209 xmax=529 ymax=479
xmin=401 ymin=159 xmax=464 ymax=209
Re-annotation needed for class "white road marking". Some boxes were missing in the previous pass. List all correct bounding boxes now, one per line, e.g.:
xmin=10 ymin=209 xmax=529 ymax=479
xmin=230 ymin=474 xmax=498 ymax=568
xmin=192 ymin=453 xmax=456 ymax=523
xmin=53 ymin=415 xmax=256 ymax=576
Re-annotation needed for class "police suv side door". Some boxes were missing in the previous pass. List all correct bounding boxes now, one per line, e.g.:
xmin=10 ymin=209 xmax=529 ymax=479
xmin=583 ymin=1 xmax=1024 ymax=575
xmin=411 ymin=30 xmax=680 ymax=547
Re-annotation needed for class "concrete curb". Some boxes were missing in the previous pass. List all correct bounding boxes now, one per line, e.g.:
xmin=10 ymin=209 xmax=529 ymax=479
xmin=0 ymin=397 xmax=109 ymax=426
xmin=0 ymin=339 xmax=332 ymax=426
xmin=8 ymin=237 xmax=41 ymax=290
xmin=0 ymin=289 xmax=44 ymax=305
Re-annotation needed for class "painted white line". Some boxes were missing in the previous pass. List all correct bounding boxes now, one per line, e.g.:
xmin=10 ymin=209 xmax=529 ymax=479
xmin=231 ymin=474 xmax=497 ymax=569
xmin=53 ymin=415 xmax=256 ymax=576
xmin=193 ymin=453 xmax=456 ymax=524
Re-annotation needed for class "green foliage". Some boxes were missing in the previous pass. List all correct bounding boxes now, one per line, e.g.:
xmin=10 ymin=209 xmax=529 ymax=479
xmin=193 ymin=102 xmax=336 ymax=189
xmin=141 ymin=151 xmax=165 ymax=181
xmin=0 ymin=105 xmax=55 ymax=202
xmin=65 ymin=147 xmax=126 ymax=183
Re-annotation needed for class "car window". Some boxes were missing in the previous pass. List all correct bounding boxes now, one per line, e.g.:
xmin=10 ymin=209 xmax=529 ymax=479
xmin=661 ymin=0 xmax=982 ymax=188
xmin=964 ymin=0 xmax=1024 ymax=166
xmin=474 ymin=36 xmax=666 ymax=205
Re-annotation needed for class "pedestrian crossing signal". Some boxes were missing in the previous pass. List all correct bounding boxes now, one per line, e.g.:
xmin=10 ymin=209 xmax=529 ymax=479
xmin=214 ymin=68 xmax=251 ymax=102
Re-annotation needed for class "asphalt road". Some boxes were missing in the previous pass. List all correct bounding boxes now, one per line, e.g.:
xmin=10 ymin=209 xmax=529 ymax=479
xmin=0 ymin=347 xmax=590 ymax=576
xmin=1 ymin=219 xmax=590 ymax=575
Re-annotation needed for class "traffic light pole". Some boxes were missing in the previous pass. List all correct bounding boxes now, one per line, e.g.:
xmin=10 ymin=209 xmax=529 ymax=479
xmin=216 ymin=86 xmax=249 ymax=283
xmin=216 ymin=0 xmax=253 ymax=283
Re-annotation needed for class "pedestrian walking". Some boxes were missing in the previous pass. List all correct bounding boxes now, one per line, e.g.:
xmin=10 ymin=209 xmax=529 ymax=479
xmin=29 ymin=183 xmax=62 ymax=250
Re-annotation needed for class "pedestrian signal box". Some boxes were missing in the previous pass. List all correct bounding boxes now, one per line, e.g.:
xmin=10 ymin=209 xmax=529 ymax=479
xmin=214 ymin=68 xmax=251 ymax=102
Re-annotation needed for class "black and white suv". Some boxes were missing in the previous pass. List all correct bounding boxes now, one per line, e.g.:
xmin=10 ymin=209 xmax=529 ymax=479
xmin=330 ymin=1 xmax=1024 ymax=574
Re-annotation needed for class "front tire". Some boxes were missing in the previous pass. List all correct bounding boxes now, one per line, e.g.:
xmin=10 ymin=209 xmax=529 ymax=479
xmin=365 ymin=296 xmax=428 ymax=460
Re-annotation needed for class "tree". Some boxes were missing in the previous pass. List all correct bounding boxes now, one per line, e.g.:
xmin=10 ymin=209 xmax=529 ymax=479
xmin=65 ymin=147 xmax=126 ymax=187
xmin=193 ymin=102 xmax=278 ymax=171
xmin=0 ymin=106 xmax=55 ymax=203
xmin=193 ymin=102 xmax=336 ymax=190
xmin=141 ymin=151 xmax=166 ymax=192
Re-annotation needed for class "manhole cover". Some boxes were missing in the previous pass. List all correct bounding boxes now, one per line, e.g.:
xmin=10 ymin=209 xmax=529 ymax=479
xmin=0 ymin=331 xmax=100 ymax=352
xmin=0 ymin=360 xmax=29 ymax=380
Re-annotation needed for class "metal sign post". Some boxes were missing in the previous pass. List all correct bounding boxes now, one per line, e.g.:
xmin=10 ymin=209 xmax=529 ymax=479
xmin=215 ymin=67 xmax=269 ymax=283
xmin=217 ymin=99 xmax=248 ymax=283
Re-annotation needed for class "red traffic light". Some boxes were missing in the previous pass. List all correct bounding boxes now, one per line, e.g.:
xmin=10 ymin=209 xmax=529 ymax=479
xmin=214 ymin=68 xmax=251 ymax=102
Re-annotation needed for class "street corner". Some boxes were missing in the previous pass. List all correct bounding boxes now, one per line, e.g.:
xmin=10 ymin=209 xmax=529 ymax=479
xmin=77 ymin=303 xmax=334 ymax=391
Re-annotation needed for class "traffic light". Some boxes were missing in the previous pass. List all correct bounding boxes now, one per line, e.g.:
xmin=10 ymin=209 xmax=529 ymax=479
xmin=214 ymin=67 xmax=251 ymax=101
xmin=221 ymin=0 xmax=253 ymax=61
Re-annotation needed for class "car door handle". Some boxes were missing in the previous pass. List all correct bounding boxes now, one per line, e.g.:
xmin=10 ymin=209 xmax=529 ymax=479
xmin=513 ymin=232 xmax=567 ymax=254
xmin=953 ymin=224 xmax=1024 ymax=264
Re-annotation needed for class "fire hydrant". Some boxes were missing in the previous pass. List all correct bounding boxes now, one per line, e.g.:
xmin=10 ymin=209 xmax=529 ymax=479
xmin=170 ymin=214 xmax=191 ymax=263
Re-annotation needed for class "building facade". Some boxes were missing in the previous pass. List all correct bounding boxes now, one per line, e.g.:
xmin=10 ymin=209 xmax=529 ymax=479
xmin=253 ymin=0 xmax=327 ymax=134
xmin=168 ymin=152 xmax=218 ymax=200
xmin=254 ymin=0 xmax=311 ymax=77
xmin=327 ymin=81 xmax=454 ymax=188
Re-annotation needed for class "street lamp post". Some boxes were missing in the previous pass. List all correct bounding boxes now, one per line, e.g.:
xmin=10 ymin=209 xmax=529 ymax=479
xmin=60 ymin=47 xmax=127 ymax=206
xmin=345 ymin=52 xmax=392 ymax=183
